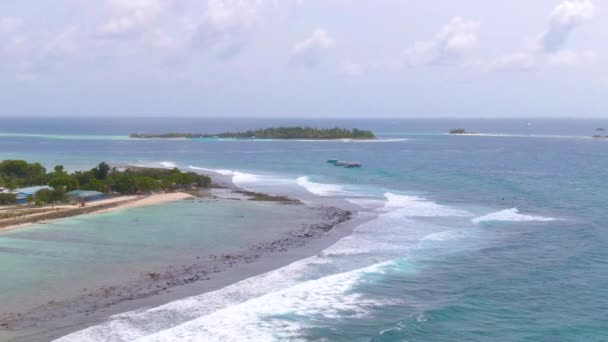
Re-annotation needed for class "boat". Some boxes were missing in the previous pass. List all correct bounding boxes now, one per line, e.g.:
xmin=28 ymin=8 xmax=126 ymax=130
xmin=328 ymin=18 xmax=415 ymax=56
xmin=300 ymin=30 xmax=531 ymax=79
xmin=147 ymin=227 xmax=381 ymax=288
xmin=344 ymin=162 xmax=362 ymax=168
xmin=327 ymin=159 xmax=362 ymax=168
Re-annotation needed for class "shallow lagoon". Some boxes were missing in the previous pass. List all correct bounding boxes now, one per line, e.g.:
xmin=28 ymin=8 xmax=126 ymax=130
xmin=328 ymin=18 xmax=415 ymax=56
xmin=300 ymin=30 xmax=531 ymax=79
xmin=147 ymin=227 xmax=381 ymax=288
xmin=0 ymin=198 xmax=317 ymax=315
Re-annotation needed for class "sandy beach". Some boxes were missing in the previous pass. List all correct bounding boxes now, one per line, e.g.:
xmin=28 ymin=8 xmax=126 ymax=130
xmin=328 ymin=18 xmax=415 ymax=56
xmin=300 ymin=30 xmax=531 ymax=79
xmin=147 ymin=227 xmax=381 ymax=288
xmin=0 ymin=192 xmax=194 ymax=231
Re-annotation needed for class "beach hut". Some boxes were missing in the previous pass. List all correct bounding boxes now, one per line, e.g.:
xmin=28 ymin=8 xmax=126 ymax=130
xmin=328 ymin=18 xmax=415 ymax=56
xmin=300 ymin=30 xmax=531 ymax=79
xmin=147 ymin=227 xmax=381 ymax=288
xmin=13 ymin=186 xmax=53 ymax=204
xmin=67 ymin=190 xmax=107 ymax=203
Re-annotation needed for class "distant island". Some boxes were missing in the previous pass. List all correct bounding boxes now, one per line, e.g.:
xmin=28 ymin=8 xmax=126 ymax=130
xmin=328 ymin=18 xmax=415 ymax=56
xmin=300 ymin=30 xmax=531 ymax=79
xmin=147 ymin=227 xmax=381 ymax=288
xmin=129 ymin=127 xmax=376 ymax=140
xmin=592 ymin=135 xmax=608 ymax=139
xmin=449 ymin=128 xmax=475 ymax=135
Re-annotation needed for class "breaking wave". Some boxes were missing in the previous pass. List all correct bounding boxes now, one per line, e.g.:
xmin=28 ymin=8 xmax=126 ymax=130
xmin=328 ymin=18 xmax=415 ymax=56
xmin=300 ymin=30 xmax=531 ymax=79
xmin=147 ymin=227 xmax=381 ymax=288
xmin=472 ymin=208 xmax=556 ymax=224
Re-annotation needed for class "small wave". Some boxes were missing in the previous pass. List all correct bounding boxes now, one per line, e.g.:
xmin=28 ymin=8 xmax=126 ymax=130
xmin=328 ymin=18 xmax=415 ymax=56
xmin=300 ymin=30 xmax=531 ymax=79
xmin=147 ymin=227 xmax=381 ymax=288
xmin=130 ymin=161 xmax=178 ymax=169
xmin=346 ymin=198 xmax=386 ymax=210
xmin=421 ymin=230 xmax=467 ymax=242
xmin=380 ymin=193 xmax=470 ymax=217
xmin=189 ymin=166 xmax=235 ymax=176
xmin=159 ymin=161 xmax=177 ymax=169
xmin=232 ymin=172 xmax=294 ymax=192
xmin=232 ymin=171 xmax=263 ymax=185
xmin=296 ymin=176 xmax=364 ymax=197
xmin=472 ymin=208 xmax=555 ymax=224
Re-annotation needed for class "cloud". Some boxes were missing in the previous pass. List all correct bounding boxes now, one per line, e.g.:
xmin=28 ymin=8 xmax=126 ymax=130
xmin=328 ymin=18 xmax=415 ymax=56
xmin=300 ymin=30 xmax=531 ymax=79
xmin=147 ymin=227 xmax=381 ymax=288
xmin=289 ymin=28 xmax=334 ymax=67
xmin=97 ymin=0 xmax=174 ymax=37
xmin=407 ymin=17 xmax=479 ymax=66
xmin=145 ymin=29 xmax=179 ymax=49
xmin=340 ymin=60 xmax=363 ymax=76
xmin=537 ymin=0 xmax=595 ymax=52
xmin=14 ymin=27 xmax=80 ymax=81
xmin=0 ymin=17 xmax=23 ymax=34
xmin=490 ymin=52 xmax=537 ymax=72
xmin=491 ymin=0 xmax=596 ymax=72
xmin=194 ymin=0 xmax=263 ymax=59
xmin=547 ymin=49 xmax=598 ymax=66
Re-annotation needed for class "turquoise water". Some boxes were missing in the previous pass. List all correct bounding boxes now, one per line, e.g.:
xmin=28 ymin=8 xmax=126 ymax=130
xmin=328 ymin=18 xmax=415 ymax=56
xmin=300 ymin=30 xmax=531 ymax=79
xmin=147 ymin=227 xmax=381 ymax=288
xmin=0 ymin=199 xmax=316 ymax=314
xmin=1 ymin=118 xmax=607 ymax=341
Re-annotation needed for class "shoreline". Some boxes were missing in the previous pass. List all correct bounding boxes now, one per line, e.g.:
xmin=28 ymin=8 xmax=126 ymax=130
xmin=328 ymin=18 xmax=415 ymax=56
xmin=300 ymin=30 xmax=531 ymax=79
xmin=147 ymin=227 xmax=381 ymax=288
xmin=0 ymin=192 xmax=194 ymax=232
xmin=0 ymin=187 xmax=359 ymax=342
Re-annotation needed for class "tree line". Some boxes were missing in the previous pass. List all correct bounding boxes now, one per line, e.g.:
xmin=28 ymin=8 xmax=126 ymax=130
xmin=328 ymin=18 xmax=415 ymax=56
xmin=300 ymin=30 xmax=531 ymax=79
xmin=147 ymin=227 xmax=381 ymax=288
xmin=0 ymin=160 xmax=211 ymax=205
xmin=130 ymin=127 xmax=377 ymax=140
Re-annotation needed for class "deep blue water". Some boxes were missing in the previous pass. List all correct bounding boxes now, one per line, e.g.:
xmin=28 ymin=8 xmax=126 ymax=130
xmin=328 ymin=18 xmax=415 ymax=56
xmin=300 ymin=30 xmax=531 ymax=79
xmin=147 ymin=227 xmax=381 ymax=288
xmin=1 ymin=118 xmax=607 ymax=341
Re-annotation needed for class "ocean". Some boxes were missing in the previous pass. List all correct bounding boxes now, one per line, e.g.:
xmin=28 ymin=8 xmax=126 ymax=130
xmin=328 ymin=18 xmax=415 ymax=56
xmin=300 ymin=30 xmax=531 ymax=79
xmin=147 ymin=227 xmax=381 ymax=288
xmin=1 ymin=118 xmax=607 ymax=341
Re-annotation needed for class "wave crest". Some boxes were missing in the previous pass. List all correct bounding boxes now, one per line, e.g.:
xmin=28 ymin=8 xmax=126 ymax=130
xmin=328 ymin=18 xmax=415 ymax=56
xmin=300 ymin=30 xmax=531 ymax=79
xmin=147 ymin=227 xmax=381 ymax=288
xmin=472 ymin=208 xmax=555 ymax=224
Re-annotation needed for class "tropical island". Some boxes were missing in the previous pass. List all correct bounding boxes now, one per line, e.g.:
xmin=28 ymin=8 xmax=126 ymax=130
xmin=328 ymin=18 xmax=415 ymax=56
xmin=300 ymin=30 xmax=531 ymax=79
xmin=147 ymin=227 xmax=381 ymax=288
xmin=129 ymin=127 xmax=376 ymax=140
xmin=0 ymin=160 xmax=211 ymax=229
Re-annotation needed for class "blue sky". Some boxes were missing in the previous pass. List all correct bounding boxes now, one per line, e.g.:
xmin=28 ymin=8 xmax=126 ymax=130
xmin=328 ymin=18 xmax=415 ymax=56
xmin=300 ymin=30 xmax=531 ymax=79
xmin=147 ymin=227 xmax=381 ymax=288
xmin=0 ymin=0 xmax=605 ymax=117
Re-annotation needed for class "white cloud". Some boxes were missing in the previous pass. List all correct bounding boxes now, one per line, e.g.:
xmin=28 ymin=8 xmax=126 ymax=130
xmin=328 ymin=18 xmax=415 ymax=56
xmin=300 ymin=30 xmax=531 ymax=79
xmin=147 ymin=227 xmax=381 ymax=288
xmin=490 ymin=52 xmax=537 ymax=72
xmin=491 ymin=0 xmax=596 ymax=73
xmin=537 ymin=0 xmax=595 ymax=52
xmin=340 ymin=60 xmax=363 ymax=76
xmin=407 ymin=17 xmax=479 ymax=66
xmin=195 ymin=0 xmax=263 ymax=59
xmin=0 ymin=17 xmax=23 ymax=34
xmin=547 ymin=49 xmax=598 ymax=66
xmin=145 ymin=29 xmax=179 ymax=49
xmin=290 ymin=28 xmax=334 ymax=67
xmin=97 ymin=0 xmax=174 ymax=37
xmin=13 ymin=27 xmax=80 ymax=81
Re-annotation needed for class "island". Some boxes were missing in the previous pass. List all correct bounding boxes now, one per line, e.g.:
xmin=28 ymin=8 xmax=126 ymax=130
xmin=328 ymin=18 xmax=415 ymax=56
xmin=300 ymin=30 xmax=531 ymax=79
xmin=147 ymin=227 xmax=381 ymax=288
xmin=0 ymin=160 xmax=211 ymax=228
xmin=448 ymin=128 xmax=475 ymax=134
xmin=129 ymin=127 xmax=376 ymax=140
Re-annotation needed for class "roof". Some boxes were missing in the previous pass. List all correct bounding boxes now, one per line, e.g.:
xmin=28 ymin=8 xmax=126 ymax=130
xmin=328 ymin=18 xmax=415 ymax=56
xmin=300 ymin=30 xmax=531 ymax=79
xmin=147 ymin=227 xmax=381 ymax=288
xmin=14 ymin=186 xmax=53 ymax=196
xmin=67 ymin=190 xmax=105 ymax=197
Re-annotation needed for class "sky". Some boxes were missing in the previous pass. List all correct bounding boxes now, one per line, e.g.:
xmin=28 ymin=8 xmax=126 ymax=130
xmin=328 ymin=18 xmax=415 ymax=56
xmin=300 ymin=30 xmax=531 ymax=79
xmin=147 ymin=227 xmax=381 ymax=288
xmin=0 ymin=0 xmax=606 ymax=118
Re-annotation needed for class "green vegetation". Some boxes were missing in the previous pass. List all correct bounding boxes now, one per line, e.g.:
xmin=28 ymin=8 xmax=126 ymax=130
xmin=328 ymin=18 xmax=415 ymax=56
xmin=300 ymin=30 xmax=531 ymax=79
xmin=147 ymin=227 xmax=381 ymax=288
xmin=0 ymin=160 xmax=212 ymax=201
xmin=0 ymin=160 xmax=47 ymax=188
xmin=34 ymin=188 xmax=68 ymax=205
xmin=0 ymin=193 xmax=17 ymax=205
xmin=130 ymin=127 xmax=376 ymax=140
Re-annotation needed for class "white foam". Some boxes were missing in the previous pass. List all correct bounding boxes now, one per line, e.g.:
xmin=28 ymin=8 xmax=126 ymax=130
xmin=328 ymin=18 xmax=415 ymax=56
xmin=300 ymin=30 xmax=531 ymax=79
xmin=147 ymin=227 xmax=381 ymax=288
xmin=379 ymin=193 xmax=470 ymax=217
xmin=55 ymin=259 xmax=395 ymax=342
xmin=296 ymin=176 xmax=363 ymax=197
xmin=129 ymin=161 xmax=178 ymax=169
xmin=189 ymin=166 xmax=235 ymax=176
xmin=346 ymin=198 xmax=386 ymax=210
xmin=132 ymin=262 xmax=396 ymax=342
xmin=159 ymin=161 xmax=177 ymax=169
xmin=233 ymin=172 xmax=294 ymax=190
xmin=445 ymin=133 xmax=589 ymax=140
xmin=421 ymin=229 xmax=468 ymax=242
xmin=472 ymin=208 xmax=555 ymax=224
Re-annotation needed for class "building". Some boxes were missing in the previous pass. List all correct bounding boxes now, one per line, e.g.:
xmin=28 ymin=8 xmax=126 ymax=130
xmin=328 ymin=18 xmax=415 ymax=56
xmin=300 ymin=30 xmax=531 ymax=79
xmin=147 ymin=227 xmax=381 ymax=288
xmin=67 ymin=190 xmax=107 ymax=202
xmin=13 ymin=186 xmax=53 ymax=204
